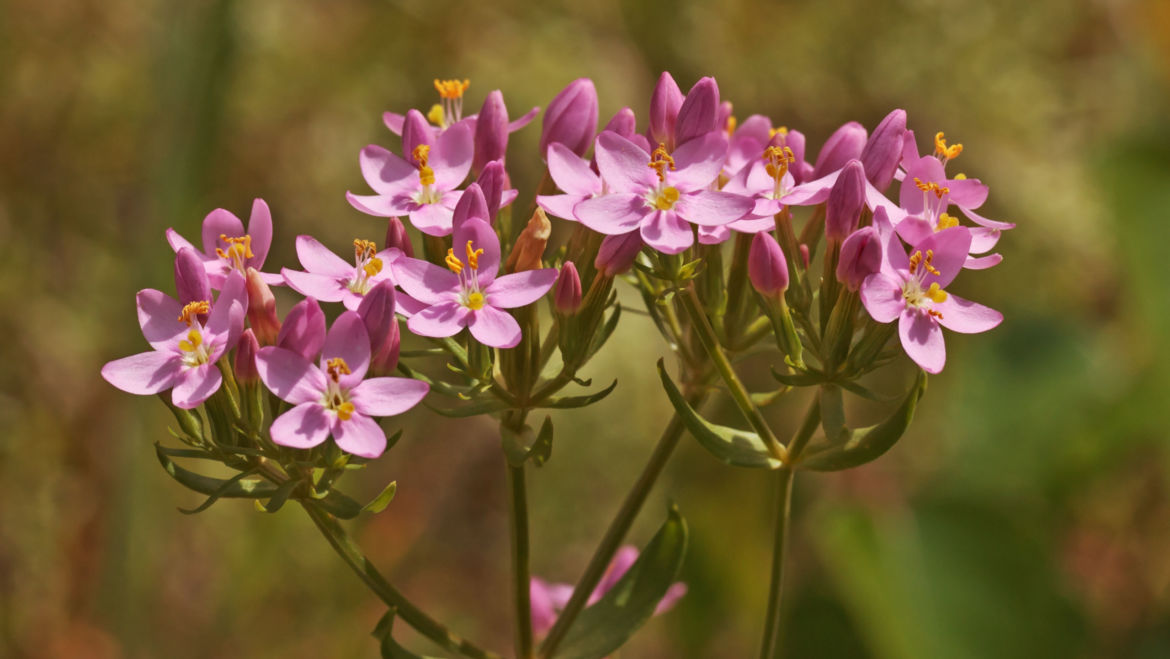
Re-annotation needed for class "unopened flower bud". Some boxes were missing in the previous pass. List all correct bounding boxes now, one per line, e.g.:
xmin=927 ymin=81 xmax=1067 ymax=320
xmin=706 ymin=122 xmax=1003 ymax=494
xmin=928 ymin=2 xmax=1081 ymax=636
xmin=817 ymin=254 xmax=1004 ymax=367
xmin=813 ymin=121 xmax=867 ymax=179
xmin=234 ymin=328 xmax=260 ymax=385
xmin=785 ymin=129 xmax=812 ymax=184
xmin=836 ymin=227 xmax=882 ymax=291
xmin=476 ymin=161 xmax=506 ymax=223
xmin=277 ymin=297 xmax=326 ymax=361
xmin=675 ymin=76 xmax=720 ymax=145
xmin=649 ymin=72 xmax=684 ymax=148
xmin=358 ymin=280 xmax=401 ymax=376
xmin=859 ymin=109 xmax=906 ymax=191
xmin=603 ymin=107 xmax=638 ymax=140
xmin=541 ymin=78 xmax=598 ymax=157
xmin=473 ymin=90 xmax=509 ymax=174
xmin=402 ymin=109 xmax=433 ymax=158
xmin=594 ymin=231 xmax=643 ymax=277
xmin=799 ymin=243 xmax=810 ymax=270
xmin=453 ymin=183 xmax=489 ymax=229
xmin=384 ymin=217 xmax=413 ymax=259
xmin=506 ymin=208 xmax=552 ymax=273
xmin=553 ymin=262 xmax=583 ymax=314
xmin=174 ymin=247 xmax=211 ymax=306
xmin=825 ymin=160 xmax=866 ymax=242
xmin=245 ymin=267 xmax=280 ymax=345
xmin=749 ymin=232 xmax=789 ymax=296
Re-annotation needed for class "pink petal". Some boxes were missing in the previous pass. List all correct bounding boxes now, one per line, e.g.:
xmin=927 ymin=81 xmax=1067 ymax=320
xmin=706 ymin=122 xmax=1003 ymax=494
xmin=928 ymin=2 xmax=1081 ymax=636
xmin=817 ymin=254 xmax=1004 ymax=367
xmin=537 ymin=193 xmax=588 ymax=222
xmin=136 ymin=289 xmax=186 ymax=349
xmin=668 ymin=131 xmax=729 ymax=190
xmin=350 ymin=377 xmax=430 ymax=416
xmin=383 ymin=111 xmax=405 ymax=135
xmin=530 ymin=578 xmax=560 ymax=637
xmin=468 ymin=305 xmax=522 ymax=349
xmin=166 ymin=227 xmax=201 ymax=255
xmin=960 ymin=206 xmax=1016 ymax=231
xmin=934 ymin=294 xmax=1002 ymax=333
xmin=346 ymin=191 xmax=418 ymax=218
xmin=674 ymin=190 xmax=753 ymax=226
xmin=101 ymin=350 xmax=182 ymax=395
xmin=256 ymin=346 xmax=328 ymax=404
xmin=640 ymin=210 xmax=693 ymax=255
xmin=898 ymin=156 xmax=946 ymax=213
xmin=500 ymin=188 xmax=519 ymax=207
xmin=246 ymin=198 xmax=273 ymax=269
xmin=171 ymin=363 xmax=222 ymax=409
xmin=206 ymin=271 xmax=246 ymax=343
xmin=432 ymin=121 xmax=474 ymax=189
xmin=780 ymin=169 xmax=839 ymax=206
xmin=454 ymin=218 xmax=501 ymax=288
xmin=331 ymin=413 xmax=386 ymax=458
xmin=322 ymin=311 xmax=371 ymax=386
xmin=295 ymin=235 xmax=352 ymax=278
xmin=860 ymin=273 xmax=906 ymax=323
xmin=913 ymin=227 xmax=972 ymax=288
xmin=655 ymin=583 xmax=688 ymax=615
xmin=395 ymin=291 xmax=427 ymax=318
xmin=547 ymin=143 xmax=601 ymax=195
xmin=282 ymin=268 xmax=346 ymax=303
xmin=574 ymin=193 xmax=648 ymax=235
xmin=484 ymin=269 xmax=558 ymax=308
xmin=270 ymin=402 xmax=332 ymax=450
xmin=394 ymin=258 xmax=460 ymax=305
xmin=409 ymin=203 xmax=456 ymax=237
xmin=698 ymin=224 xmax=731 ymax=244
xmin=964 ymin=253 xmax=1002 ymax=270
xmin=899 ymin=310 xmax=946 ymax=374
xmin=947 ymin=178 xmax=989 ymax=209
xmin=894 ymin=216 xmax=934 ymax=246
xmin=865 ymin=182 xmax=907 ymax=225
xmin=407 ymin=301 xmax=470 ymax=338
xmin=969 ymin=227 xmax=1000 ymax=254
xmin=360 ymin=144 xmax=417 ymax=195
xmin=509 ymin=106 xmax=541 ymax=132
xmin=594 ymin=132 xmax=656 ymax=194
xmin=201 ymin=208 xmax=245 ymax=257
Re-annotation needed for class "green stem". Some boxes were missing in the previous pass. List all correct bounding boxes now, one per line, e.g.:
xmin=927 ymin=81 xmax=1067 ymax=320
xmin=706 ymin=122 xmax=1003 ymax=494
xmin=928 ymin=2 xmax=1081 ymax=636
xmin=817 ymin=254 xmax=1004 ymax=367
xmin=759 ymin=466 xmax=795 ymax=659
xmin=302 ymin=503 xmax=504 ymax=659
xmin=508 ymin=462 xmax=534 ymax=659
xmin=538 ymin=389 xmax=706 ymax=659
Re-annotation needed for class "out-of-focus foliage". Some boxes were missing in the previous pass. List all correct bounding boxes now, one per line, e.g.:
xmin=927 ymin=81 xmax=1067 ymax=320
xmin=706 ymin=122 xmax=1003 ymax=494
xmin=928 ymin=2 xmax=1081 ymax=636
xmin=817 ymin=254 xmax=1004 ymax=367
xmin=3 ymin=0 xmax=1170 ymax=656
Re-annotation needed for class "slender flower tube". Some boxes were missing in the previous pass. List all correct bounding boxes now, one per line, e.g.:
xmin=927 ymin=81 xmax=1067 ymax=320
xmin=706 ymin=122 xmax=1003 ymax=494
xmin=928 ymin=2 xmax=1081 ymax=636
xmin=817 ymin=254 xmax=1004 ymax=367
xmin=541 ymin=78 xmax=599 ymax=158
xmin=167 ymin=198 xmax=280 ymax=288
xmin=256 ymin=311 xmax=429 ymax=458
xmin=276 ymin=297 xmax=327 ymax=362
xmin=553 ymin=262 xmax=583 ymax=314
xmin=245 ymin=267 xmax=281 ymax=345
xmin=357 ymin=280 xmax=401 ymax=377
xmin=812 ymin=121 xmax=867 ymax=179
xmin=396 ymin=218 xmax=557 ymax=349
xmin=282 ymin=236 xmax=420 ymax=313
xmin=748 ymin=232 xmax=789 ymax=297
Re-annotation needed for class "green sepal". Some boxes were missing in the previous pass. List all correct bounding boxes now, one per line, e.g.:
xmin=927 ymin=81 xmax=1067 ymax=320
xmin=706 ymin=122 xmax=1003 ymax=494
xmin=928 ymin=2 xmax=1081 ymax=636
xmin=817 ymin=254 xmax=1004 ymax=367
xmin=657 ymin=360 xmax=781 ymax=470
xmin=540 ymin=379 xmax=617 ymax=409
xmin=819 ymin=384 xmax=848 ymax=444
xmin=553 ymin=505 xmax=689 ymax=659
xmin=501 ymin=416 xmax=554 ymax=468
xmin=254 ymin=478 xmax=301 ymax=513
xmin=363 ymin=481 xmax=398 ymax=514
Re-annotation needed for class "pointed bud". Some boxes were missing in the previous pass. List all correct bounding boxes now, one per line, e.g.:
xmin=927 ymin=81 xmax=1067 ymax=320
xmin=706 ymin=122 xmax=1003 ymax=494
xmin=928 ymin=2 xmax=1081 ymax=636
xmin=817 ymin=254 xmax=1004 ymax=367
xmin=402 ymin=109 xmax=433 ymax=158
xmin=553 ymin=262 xmax=583 ymax=314
xmin=602 ymin=107 xmax=637 ymax=140
xmin=799 ymin=244 xmax=810 ymax=270
xmin=859 ymin=109 xmax=907 ymax=191
xmin=541 ymin=78 xmax=598 ymax=157
xmin=836 ymin=227 xmax=882 ymax=291
xmin=473 ymin=90 xmax=509 ymax=174
xmin=594 ymin=231 xmax=643 ymax=277
xmin=277 ymin=297 xmax=326 ymax=361
xmin=174 ymin=247 xmax=211 ymax=306
xmin=384 ymin=217 xmax=413 ymax=259
xmin=506 ymin=208 xmax=552 ymax=273
xmin=825 ymin=160 xmax=866 ymax=242
xmin=813 ymin=121 xmax=867 ymax=179
xmin=649 ymin=72 xmax=684 ymax=148
xmin=244 ymin=267 xmax=280 ymax=345
xmin=749 ymin=232 xmax=789 ymax=296
xmin=453 ymin=183 xmax=489 ymax=229
xmin=234 ymin=328 xmax=260 ymax=385
xmin=358 ymin=281 xmax=401 ymax=376
xmin=476 ymin=161 xmax=506 ymax=223
xmin=675 ymin=77 xmax=720 ymax=146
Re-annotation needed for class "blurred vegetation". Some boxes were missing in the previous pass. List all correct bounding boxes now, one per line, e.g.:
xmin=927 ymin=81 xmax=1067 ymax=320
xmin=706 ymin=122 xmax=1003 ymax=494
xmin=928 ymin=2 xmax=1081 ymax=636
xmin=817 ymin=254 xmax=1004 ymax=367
xmin=3 ymin=0 xmax=1170 ymax=657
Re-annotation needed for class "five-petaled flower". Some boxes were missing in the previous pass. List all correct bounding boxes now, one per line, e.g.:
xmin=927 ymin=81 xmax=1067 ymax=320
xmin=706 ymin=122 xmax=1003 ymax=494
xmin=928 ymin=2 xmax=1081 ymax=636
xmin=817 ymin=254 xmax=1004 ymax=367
xmin=282 ymin=236 xmax=422 ymax=314
xmin=166 ymin=198 xmax=282 ymax=288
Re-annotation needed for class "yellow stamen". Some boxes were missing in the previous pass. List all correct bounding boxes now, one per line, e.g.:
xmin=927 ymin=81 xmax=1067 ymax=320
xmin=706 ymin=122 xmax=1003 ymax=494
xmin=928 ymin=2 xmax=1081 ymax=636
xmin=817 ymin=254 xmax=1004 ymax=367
xmin=434 ymin=78 xmax=470 ymax=100
xmin=953 ymin=172 xmax=967 ymax=180
xmin=725 ymin=115 xmax=737 ymax=135
xmin=654 ymin=186 xmax=680 ymax=210
xmin=937 ymin=213 xmax=960 ymax=231
xmin=215 ymin=234 xmax=254 ymax=261
xmin=648 ymin=143 xmax=676 ymax=182
xmin=326 ymin=357 xmax=351 ymax=382
xmin=913 ymin=177 xmax=949 ymax=198
xmin=178 ymin=301 xmax=211 ymax=325
xmin=445 ymin=249 xmax=464 ymax=273
xmin=929 ymin=309 xmax=944 ymax=319
xmin=908 ymin=250 xmax=941 ymax=276
xmin=427 ymin=103 xmax=446 ymax=126
xmin=764 ymin=145 xmax=795 ymax=181
xmin=178 ymin=328 xmax=203 ymax=352
xmin=466 ymin=292 xmax=485 ymax=310
xmin=336 ymin=401 xmax=355 ymax=421
xmin=412 ymin=144 xmax=435 ymax=186
xmin=465 ymin=240 xmax=484 ymax=270
xmin=926 ymin=282 xmax=948 ymax=303
xmin=353 ymin=238 xmax=378 ymax=261
xmin=770 ymin=126 xmax=789 ymax=138
xmin=363 ymin=257 xmax=383 ymax=278
xmin=934 ymin=131 xmax=963 ymax=160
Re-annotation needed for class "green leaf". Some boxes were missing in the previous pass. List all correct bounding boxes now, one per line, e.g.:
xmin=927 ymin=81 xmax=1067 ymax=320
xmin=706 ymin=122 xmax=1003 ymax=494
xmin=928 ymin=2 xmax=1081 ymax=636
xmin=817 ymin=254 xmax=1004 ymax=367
xmin=255 ymin=478 xmax=301 ymax=513
xmin=657 ymin=360 xmax=781 ymax=470
xmin=586 ymin=303 xmax=622 ymax=359
xmin=425 ymin=396 xmax=514 ymax=418
xmin=500 ymin=417 xmax=555 ymax=468
xmin=797 ymin=371 xmax=928 ymax=471
xmin=554 ymin=505 xmax=689 ymax=659
xmin=179 ymin=467 xmax=262 ymax=514
xmin=363 ymin=481 xmax=398 ymax=514
xmin=529 ymin=416 xmax=554 ymax=466
xmin=820 ymin=384 xmax=848 ymax=444
xmin=771 ymin=367 xmax=828 ymax=387
xmin=156 ymin=443 xmax=277 ymax=499
xmin=316 ymin=488 xmax=363 ymax=520
xmin=373 ymin=610 xmax=446 ymax=659
xmin=541 ymin=379 xmax=618 ymax=409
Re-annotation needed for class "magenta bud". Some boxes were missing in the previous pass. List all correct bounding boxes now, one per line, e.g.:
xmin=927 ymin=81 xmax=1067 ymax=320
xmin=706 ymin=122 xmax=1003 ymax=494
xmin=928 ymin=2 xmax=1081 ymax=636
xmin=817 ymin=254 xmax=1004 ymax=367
xmin=245 ymin=267 xmax=281 ymax=345
xmin=553 ymin=262 xmax=583 ymax=314
xmin=649 ymin=72 xmax=684 ymax=147
xmin=602 ymin=107 xmax=637 ymax=140
xmin=384 ymin=217 xmax=414 ymax=259
xmin=473 ymin=90 xmax=509 ymax=174
xmin=675 ymin=76 xmax=720 ymax=146
xmin=594 ymin=231 xmax=643 ymax=277
xmin=799 ymin=244 xmax=810 ymax=270
xmin=402 ymin=109 xmax=434 ymax=158
xmin=825 ymin=160 xmax=866 ymax=242
xmin=749 ymin=232 xmax=789 ymax=296
xmin=813 ymin=121 xmax=867 ymax=179
xmin=174 ymin=247 xmax=211 ymax=306
xmin=836 ymin=227 xmax=882 ymax=291
xmin=234 ymin=328 xmax=260 ymax=384
xmin=785 ymin=129 xmax=812 ymax=184
xmin=717 ymin=101 xmax=733 ymax=132
xmin=277 ymin=297 xmax=326 ymax=361
xmin=453 ymin=182 xmax=489 ymax=229
xmin=476 ymin=161 xmax=506 ymax=223
xmin=358 ymin=281 xmax=401 ymax=376
xmin=859 ymin=109 xmax=907 ymax=191
xmin=541 ymin=78 xmax=598 ymax=157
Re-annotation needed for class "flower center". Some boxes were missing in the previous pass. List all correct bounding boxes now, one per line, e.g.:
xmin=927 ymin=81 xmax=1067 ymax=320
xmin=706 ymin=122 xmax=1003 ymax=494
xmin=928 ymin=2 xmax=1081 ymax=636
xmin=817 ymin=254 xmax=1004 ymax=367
xmin=177 ymin=300 xmax=210 ymax=325
xmin=914 ymin=177 xmax=951 ymax=226
xmin=936 ymin=213 xmax=960 ymax=231
xmin=215 ymin=234 xmax=253 ymax=271
xmin=347 ymin=239 xmax=384 ymax=295
xmin=650 ymin=185 xmax=680 ymax=211
xmin=903 ymin=249 xmax=948 ymax=317
xmin=322 ymin=358 xmax=356 ymax=420
xmin=934 ymin=131 xmax=963 ymax=162
xmin=447 ymin=240 xmax=489 ymax=310
xmin=648 ymin=143 xmax=676 ymax=182
xmin=428 ymin=78 xmax=470 ymax=129
xmin=412 ymin=144 xmax=437 ymax=188
xmin=763 ymin=145 xmax=795 ymax=198
xmin=176 ymin=301 xmax=214 ymax=366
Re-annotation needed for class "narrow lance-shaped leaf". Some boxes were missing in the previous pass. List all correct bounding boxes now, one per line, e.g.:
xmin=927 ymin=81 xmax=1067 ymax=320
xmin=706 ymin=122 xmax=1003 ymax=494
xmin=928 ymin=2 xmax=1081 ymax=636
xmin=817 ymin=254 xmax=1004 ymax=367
xmin=541 ymin=379 xmax=618 ymax=409
xmin=373 ymin=610 xmax=447 ymax=659
xmin=156 ymin=443 xmax=278 ymax=499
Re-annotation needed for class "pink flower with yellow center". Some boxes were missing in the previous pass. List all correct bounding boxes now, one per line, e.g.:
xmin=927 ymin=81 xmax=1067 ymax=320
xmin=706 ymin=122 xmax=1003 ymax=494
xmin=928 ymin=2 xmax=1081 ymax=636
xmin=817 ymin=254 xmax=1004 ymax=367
xmin=166 ymin=199 xmax=281 ymax=288
xmin=282 ymin=236 xmax=422 ymax=314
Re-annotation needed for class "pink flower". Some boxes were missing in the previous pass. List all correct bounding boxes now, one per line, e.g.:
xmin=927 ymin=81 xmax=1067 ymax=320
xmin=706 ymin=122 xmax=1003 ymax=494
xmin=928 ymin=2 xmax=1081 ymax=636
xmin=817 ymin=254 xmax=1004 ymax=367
xmin=536 ymin=143 xmax=604 ymax=222
xmin=281 ymin=236 xmax=422 ymax=314
xmin=574 ymin=132 xmax=753 ymax=254
xmin=395 ymin=218 xmax=557 ymax=349
xmin=102 ymin=270 xmax=246 ymax=409
xmin=697 ymin=143 xmax=799 ymax=244
xmin=256 ymin=311 xmax=429 ymax=458
xmin=382 ymin=78 xmax=537 ymax=141
xmin=166 ymin=199 xmax=281 ymax=288
xmin=859 ymin=216 xmax=1002 ymax=374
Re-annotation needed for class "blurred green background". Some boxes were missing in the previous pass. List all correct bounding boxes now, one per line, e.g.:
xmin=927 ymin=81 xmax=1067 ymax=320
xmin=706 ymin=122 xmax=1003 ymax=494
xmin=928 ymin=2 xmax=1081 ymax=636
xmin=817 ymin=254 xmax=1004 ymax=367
xmin=4 ymin=0 xmax=1170 ymax=656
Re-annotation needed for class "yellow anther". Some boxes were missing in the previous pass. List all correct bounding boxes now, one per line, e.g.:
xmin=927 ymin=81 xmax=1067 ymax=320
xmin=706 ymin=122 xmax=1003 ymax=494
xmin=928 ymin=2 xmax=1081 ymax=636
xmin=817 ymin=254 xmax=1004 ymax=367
xmin=412 ymin=144 xmax=431 ymax=167
xmin=466 ymin=292 xmax=485 ymax=310
xmin=653 ymin=186 xmax=680 ymax=211
xmin=648 ymin=143 xmax=676 ymax=182
xmin=445 ymin=249 xmax=464 ymax=274
xmin=937 ymin=213 xmax=960 ymax=231
xmin=336 ymin=401 xmax=355 ymax=421
xmin=178 ymin=328 xmax=203 ymax=352
xmin=434 ymin=78 xmax=470 ymax=100
xmin=178 ymin=300 xmax=211 ymax=325
xmin=913 ymin=177 xmax=949 ymax=199
xmin=928 ymin=308 xmax=944 ymax=319
xmin=363 ymin=257 xmax=383 ymax=278
xmin=353 ymin=238 xmax=378 ymax=261
xmin=934 ymin=131 xmax=963 ymax=160
xmin=465 ymin=240 xmax=484 ymax=269
xmin=770 ymin=126 xmax=789 ymax=138
xmin=953 ymin=173 xmax=967 ymax=180
xmin=427 ymin=103 xmax=446 ymax=126
xmin=326 ymin=357 xmax=351 ymax=382
xmin=926 ymin=282 xmax=948 ymax=303
xmin=764 ymin=145 xmax=795 ymax=181
xmin=215 ymin=234 xmax=254 ymax=261
xmin=725 ymin=115 xmax=737 ymax=135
